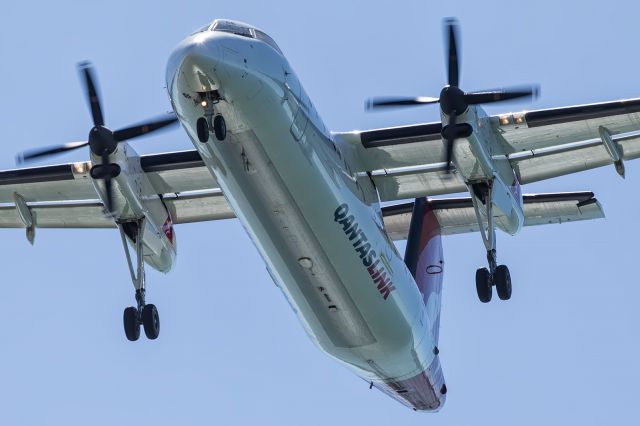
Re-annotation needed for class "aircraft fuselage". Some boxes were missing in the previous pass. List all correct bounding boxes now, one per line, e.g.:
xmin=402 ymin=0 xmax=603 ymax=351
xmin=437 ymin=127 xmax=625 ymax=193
xmin=166 ymin=23 xmax=445 ymax=411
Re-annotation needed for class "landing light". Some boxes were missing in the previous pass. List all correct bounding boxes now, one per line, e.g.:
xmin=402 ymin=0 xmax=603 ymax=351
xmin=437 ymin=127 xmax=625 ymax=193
xmin=72 ymin=162 xmax=89 ymax=174
xmin=201 ymin=100 xmax=208 ymax=107
xmin=499 ymin=115 xmax=511 ymax=126
xmin=514 ymin=114 xmax=525 ymax=125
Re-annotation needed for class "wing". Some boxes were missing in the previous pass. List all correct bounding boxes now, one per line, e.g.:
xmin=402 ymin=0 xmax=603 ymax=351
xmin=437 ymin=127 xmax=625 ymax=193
xmin=0 ymin=150 xmax=234 ymax=229
xmin=493 ymin=98 xmax=640 ymax=182
xmin=337 ymin=97 xmax=640 ymax=201
xmin=383 ymin=192 xmax=604 ymax=240
xmin=334 ymin=123 xmax=467 ymax=202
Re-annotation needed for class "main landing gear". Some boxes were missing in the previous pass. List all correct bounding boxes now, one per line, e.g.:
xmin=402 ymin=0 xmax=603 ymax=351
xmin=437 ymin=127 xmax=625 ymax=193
xmin=119 ymin=219 xmax=160 ymax=341
xmin=470 ymin=182 xmax=512 ymax=303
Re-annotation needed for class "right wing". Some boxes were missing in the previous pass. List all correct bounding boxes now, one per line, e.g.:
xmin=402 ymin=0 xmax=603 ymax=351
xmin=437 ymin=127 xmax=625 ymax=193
xmin=0 ymin=150 xmax=235 ymax=229
xmin=382 ymin=191 xmax=604 ymax=240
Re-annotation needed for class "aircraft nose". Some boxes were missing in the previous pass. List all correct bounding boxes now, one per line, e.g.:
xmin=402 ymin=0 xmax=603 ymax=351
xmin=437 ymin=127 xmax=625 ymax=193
xmin=166 ymin=33 xmax=223 ymax=95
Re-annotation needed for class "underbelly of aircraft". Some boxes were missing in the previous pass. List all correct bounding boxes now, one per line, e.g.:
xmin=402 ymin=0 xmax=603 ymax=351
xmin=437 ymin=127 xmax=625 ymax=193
xmin=169 ymin=55 xmax=444 ymax=410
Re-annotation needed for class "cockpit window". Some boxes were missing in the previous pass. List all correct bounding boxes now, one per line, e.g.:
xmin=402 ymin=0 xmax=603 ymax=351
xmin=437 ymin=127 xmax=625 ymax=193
xmin=212 ymin=20 xmax=253 ymax=38
xmin=209 ymin=20 xmax=283 ymax=54
xmin=254 ymin=29 xmax=283 ymax=55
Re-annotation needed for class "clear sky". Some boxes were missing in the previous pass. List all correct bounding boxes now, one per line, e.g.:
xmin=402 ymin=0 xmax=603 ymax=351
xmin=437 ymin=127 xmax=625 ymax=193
xmin=1 ymin=1 xmax=639 ymax=424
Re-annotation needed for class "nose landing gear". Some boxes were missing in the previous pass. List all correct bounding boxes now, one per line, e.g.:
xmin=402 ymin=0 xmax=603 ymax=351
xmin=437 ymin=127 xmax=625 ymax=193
xmin=196 ymin=90 xmax=226 ymax=142
xmin=471 ymin=181 xmax=513 ymax=303
xmin=119 ymin=218 xmax=160 ymax=341
xmin=213 ymin=114 xmax=227 ymax=141
xmin=196 ymin=117 xmax=209 ymax=143
xmin=196 ymin=114 xmax=227 ymax=143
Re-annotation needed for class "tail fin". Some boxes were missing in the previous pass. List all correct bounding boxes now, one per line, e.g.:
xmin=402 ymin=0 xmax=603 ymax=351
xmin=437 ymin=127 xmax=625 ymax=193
xmin=404 ymin=198 xmax=444 ymax=343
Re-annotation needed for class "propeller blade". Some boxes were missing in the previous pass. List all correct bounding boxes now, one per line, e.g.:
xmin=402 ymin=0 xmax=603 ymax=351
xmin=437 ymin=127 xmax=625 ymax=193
xmin=102 ymin=153 xmax=114 ymax=214
xmin=464 ymin=86 xmax=539 ymax=105
xmin=78 ymin=62 xmax=104 ymax=127
xmin=113 ymin=114 xmax=179 ymax=142
xmin=16 ymin=141 xmax=89 ymax=164
xmin=445 ymin=18 xmax=460 ymax=87
xmin=365 ymin=96 xmax=440 ymax=110
xmin=445 ymin=110 xmax=457 ymax=172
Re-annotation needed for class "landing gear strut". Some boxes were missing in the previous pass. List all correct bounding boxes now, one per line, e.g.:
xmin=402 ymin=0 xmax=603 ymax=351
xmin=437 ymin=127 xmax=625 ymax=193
xmin=470 ymin=181 xmax=512 ymax=303
xmin=119 ymin=218 xmax=160 ymax=341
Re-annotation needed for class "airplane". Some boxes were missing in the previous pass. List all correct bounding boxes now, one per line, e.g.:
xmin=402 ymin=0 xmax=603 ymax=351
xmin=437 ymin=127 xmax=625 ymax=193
xmin=1 ymin=17 xmax=639 ymax=412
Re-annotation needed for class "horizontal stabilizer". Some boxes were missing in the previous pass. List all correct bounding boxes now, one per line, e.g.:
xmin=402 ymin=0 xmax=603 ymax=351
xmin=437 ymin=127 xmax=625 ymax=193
xmin=382 ymin=191 xmax=604 ymax=240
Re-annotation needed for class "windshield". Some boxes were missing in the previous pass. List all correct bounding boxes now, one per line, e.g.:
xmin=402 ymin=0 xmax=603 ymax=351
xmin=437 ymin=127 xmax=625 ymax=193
xmin=210 ymin=20 xmax=283 ymax=54
xmin=212 ymin=20 xmax=253 ymax=38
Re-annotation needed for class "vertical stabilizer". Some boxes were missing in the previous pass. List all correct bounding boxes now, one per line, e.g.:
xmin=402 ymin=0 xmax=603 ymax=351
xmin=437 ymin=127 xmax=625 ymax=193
xmin=404 ymin=198 xmax=444 ymax=343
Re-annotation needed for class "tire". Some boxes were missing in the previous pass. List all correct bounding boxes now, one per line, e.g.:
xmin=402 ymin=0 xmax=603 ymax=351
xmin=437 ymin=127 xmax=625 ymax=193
xmin=213 ymin=115 xmax=226 ymax=141
xmin=475 ymin=267 xmax=492 ymax=303
xmin=123 ymin=307 xmax=140 ymax=341
xmin=495 ymin=265 xmax=512 ymax=301
xmin=142 ymin=304 xmax=160 ymax=340
xmin=196 ymin=117 xmax=209 ymax=143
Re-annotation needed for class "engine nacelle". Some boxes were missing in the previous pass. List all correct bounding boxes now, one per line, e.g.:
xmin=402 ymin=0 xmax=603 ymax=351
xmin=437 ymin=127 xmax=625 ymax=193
xmin=90 ymin=142 xmax=177 ymax=273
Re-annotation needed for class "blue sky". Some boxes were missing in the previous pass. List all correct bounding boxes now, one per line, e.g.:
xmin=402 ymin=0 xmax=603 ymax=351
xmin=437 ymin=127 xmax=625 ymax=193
xmin=1 ymin=1 xmax=639 ymax=424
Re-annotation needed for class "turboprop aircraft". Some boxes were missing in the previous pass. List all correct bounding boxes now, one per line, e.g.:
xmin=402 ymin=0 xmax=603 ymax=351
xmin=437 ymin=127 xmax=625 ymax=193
xmin=2 ymin=18 xmax=639 ymax=411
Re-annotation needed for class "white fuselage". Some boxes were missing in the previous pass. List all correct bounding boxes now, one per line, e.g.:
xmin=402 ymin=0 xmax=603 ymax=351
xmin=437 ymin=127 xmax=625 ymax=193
xmin=165 ymin=23 xmax=443 ymax=410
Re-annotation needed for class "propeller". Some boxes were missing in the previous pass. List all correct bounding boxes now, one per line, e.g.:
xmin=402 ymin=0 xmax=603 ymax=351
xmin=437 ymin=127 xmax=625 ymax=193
xmin=17 ymin=61 xmax=178 ymax=213
xmin=366 ymin=18 xmax=539 ymax=171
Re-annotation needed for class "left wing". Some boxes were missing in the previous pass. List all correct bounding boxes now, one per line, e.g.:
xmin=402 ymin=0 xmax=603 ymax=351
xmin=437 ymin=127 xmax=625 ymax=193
xmin=494 ymin=98 xmax=640 ymax=182
xmin=0 ymin=150 xmax=235 ymax=229
xmin=335 ymin=123 xmax=467 ymax=201
xmin=337 ymin=97 xmax=640 ymax=201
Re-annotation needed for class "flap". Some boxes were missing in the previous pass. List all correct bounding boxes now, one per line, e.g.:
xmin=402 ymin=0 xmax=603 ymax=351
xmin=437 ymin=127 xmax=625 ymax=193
xmin=382 ymin=192 xmax=604 ymax=240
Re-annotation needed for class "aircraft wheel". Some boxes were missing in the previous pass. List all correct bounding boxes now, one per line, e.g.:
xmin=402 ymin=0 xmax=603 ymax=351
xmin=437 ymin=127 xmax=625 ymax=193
xmin=475 ymin=268 xmax=492 ymax=303
xmin=123 ymin=307 xmax=140 ymax=341
xmin=213 ymin=115 xmax=226 ymax=141
xmin=197 ymin=117 xmax=209 ymax=143
xmin=142 ymin=304 xmax=160 ymax=340
xmin=495 ymin=265 xmax=512 ymax=301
